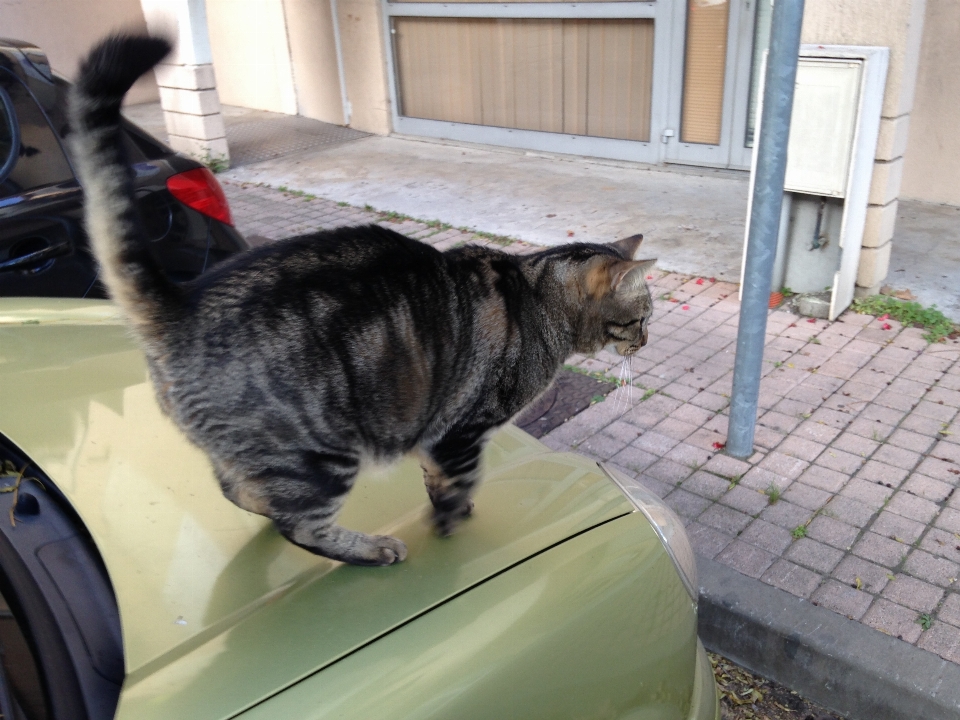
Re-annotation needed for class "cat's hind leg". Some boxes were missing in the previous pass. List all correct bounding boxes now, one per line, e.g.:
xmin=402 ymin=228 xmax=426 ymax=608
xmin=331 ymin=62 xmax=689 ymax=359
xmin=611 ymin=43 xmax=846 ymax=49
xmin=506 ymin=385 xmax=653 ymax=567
xmin=419 ymin=429 xmax=486 ymax=536
xmin=216 ymin=451 xmax=407 ymax=566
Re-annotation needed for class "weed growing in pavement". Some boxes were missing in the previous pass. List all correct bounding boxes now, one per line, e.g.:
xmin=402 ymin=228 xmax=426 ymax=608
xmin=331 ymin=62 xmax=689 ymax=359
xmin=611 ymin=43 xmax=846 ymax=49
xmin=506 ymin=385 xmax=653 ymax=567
xmin=563 ymin=364 xmax=622 ymax=386
xmin=277 ymin=186 xmax=317 ymax=201
xmin=764 ymin=483 xmax=782 ymax=504
xmin=590 ymin=395 xmax=606 ymax=405
xmin=852 ymin=295 xmax=958 ymax=342
xmin=200 ymin=152 xmax=228 ymax=173
xmin=917 ymin=613 xmax=933 ymax=631
xmin=791 ymin=525 xmax=807 ymax=539
xmin=727 ymin=474 xmax=742 ymax=490
xmin=336 ymin=201 xmax=349 ymax=207
xmin=640 ymin=388 xmax=658 ymax=402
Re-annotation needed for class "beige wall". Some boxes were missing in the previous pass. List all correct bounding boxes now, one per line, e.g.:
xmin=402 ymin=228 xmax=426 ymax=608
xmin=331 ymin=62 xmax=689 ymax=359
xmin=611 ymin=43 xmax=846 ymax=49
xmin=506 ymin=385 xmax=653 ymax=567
xmin=337 ymin=0 xmax=392 ymax=134
xmin=282 ymin=0 xmax=345 ymax=124
xmin=0 ymin=0 xmax=159 ymax=104
xmin=900 ymin=0 xmax=960 ymax=206
xmin=801 ymin=0 xmax=927 ymax=290
xmin=205 ymin=0 xmax=297 ymax=114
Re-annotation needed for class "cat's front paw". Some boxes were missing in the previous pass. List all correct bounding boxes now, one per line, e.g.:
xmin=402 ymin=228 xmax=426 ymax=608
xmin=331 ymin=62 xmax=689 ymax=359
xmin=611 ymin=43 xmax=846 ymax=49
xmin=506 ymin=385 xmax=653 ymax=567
xmin=432 ymin=499 xmax=474 ymax=537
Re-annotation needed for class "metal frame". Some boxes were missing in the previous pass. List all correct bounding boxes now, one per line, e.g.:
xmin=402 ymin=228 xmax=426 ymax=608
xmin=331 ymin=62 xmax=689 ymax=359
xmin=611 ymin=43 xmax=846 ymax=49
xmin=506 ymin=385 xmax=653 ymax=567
xmin=664 ymin=0 xmax=755 ymax=169
xmin=381 ymin=1 xmax=671 ymax=165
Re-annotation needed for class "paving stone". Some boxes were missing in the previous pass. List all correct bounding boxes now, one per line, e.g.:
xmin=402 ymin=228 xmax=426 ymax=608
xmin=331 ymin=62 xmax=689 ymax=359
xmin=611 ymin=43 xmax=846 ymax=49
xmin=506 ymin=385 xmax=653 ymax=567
xmin=852 ymin=531 xmax=910 ymax=568
xmin=901 ymin=473 xmax=954 ymax=503
xmin=664 ymin=488 xmax=713 ymax=520
xmin=811 ymin=580 xmax=874 ymax=620
xmin=701 ymin=453 xmax=751 ymax=480
xmin=631 ymin=431 xmax=680 ymax=455
xmin=830 ymin=432 xmax=881 ymax=458
xmin=833 ymin=555 xmax=892 ymax=594
xmin=680 ymin=471 xmax=731 ymax=501
xmin=888 ymin=428 xmax=938 ymax=454
xmin=921 ymin=528 xmax=960 ymax=564
xmin=869 ymin=443 xmax=922 ymax=472
xmin=720 ymin=485 xmax=770 ymax=516
xmin=855 ymin=460 xmax=910 ymax=487
xmin=917 ymin=622 xmax=960 ymax=664
xmin=644 ymin=458 xmax=695 ymax=484
xmin=685 ymin=522 xmax=734 ymax=560
xmin=786 ymin=537 xmax=845 ymax=574
xmin=870 ymin=510 xmax=926 ymax=544
xmin=761 ymin=559 xmax=822 ymax=599
xmin=609 ymin=445 xmax=659 ymax=473
xmin=882 ymin=575 xmax=945 ymax=613
xmin=797 ymin=465 xmax=848 ymax=493
xmin=941 ymin=594 xmax=960 ymax=628
xmin=814 ymin=447 xmax=866 ymax=475
xmin=840 ymin=478 xmax=894 ymax=510
xmin=862 ymin=599 xmax=923 ymax=643
xmin=886 ymin=491 xmax=941 ymax=523
xmin=758 ymin=451 xmax=809 ymax=480
xmin=777 ymin=436 xmax=826 ymax=462
xmin=699 ymin=504 xmax=753 ymax=536
xmin=822 ymin=494 xmax=876 ymax=527
xmin=760 ymin=500 xmax=814 ymax=531
xmin=738 ymin=519 xmax=794 ymax=555
xmin=805 ymin=515 xmax=861 ymax=558
xmin=716 ymin=540 xmax=777 ymax=579
xmin=904 ymin=550 xmax=960 ymax=589
xmin=936 ymin=508 xmax=960 ymax=534
xmin=782 ymin=482 xmax=832 ymax=511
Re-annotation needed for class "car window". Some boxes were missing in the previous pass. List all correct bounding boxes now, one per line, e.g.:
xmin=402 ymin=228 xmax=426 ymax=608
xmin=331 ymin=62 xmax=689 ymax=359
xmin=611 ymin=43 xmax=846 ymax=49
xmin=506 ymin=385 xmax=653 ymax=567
xmin=0 ymin=67 xmax=74 ymax=198
xmin=0 ymin=86 xmax=17 ymax=185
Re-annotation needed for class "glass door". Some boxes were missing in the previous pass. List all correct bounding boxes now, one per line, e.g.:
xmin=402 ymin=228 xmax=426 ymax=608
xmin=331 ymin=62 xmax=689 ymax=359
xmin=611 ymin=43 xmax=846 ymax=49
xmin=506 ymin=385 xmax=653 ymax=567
xmin=664 ymin=0 xmax=768 ymax=169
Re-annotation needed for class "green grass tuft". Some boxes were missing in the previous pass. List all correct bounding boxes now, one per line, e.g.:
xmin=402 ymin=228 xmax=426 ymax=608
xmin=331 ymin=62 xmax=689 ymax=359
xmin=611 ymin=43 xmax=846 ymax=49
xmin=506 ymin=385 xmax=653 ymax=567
xmin=851 ymin=295 xmax=958 ymax=343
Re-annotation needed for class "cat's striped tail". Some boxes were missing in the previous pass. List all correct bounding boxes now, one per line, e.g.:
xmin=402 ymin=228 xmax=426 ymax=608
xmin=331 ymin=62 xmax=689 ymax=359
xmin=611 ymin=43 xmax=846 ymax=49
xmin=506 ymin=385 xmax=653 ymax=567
xmin=68 ymin=35 xmax=180 ymax=332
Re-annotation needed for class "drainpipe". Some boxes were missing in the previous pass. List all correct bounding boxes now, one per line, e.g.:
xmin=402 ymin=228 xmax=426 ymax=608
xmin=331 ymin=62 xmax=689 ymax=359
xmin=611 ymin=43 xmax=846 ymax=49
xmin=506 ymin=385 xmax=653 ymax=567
xmin=727 ymin=0 xmax=805 ymax=458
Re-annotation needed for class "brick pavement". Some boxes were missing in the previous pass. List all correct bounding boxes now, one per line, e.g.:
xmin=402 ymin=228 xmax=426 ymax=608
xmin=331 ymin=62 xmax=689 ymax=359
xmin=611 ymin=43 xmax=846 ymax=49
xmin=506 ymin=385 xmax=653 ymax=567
xmin=222 ymin=179 xmax=960 ymax=668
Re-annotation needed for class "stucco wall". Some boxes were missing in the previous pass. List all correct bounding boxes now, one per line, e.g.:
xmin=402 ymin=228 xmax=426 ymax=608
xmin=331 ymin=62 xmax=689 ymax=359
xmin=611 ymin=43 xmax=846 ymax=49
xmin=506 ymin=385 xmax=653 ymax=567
xmin=0 ymin=0 xmax=159 ymax=104
xmin=205 ymin=0 xmax=297 ymax=114
xmin=900 ymin=0 xmax=960 ymax=206
xmin=336 ymin=0 xmax=391 ymax=134
xmin=282 ymin=0 xmax=344 ymax=124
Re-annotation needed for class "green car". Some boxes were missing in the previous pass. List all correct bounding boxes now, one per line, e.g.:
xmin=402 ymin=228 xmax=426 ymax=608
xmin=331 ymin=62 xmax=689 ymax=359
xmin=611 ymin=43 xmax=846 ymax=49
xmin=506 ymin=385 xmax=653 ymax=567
xmin=0 ymin=298 xmax=719 ymax=720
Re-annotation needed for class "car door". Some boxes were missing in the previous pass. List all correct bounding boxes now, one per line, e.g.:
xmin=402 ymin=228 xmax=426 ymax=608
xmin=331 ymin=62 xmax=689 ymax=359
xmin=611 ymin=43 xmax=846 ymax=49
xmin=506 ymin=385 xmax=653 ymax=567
xmin=0 ymin=66 xmax=97 ymax=298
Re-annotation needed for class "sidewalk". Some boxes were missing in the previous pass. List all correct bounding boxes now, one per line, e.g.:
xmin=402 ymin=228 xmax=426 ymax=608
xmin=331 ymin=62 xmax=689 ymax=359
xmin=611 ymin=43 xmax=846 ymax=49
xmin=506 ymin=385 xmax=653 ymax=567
xmin=223 ymin=180 xmax=960 ymax=676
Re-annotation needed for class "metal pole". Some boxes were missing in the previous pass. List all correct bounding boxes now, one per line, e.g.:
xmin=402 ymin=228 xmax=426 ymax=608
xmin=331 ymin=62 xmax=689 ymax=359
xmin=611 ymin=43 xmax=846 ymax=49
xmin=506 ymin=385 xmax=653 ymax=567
xmin=727 ymin=0 xmax=805 ymax=458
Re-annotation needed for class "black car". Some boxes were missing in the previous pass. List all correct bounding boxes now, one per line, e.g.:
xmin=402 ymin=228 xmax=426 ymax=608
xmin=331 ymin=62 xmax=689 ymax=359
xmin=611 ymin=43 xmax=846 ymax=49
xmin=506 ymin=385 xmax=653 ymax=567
xmin=0 ymin=38 xmax=248 ymax=298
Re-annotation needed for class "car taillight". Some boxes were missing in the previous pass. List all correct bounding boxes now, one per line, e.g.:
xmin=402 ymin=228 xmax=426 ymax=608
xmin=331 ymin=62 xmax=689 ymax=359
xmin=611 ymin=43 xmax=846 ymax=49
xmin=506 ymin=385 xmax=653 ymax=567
xmin=166 ymin=168 xmax=233 ymax=226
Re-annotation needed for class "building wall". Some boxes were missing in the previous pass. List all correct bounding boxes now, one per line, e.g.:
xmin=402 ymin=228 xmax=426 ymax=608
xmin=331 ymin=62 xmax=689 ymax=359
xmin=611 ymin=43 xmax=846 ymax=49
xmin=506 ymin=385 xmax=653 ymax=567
xmin=205 ymin=0 xmax=297 ymax=114
xmin=800 ymin=0 xmax=927 ymax=291
xmin=900 ymin=0 xmax=960 ymax=206
xmin=282 ymin=0 xmax=345 ymax=124
xmin=0 ymin=0 xmax=158 ymax=104
xmin=336 ymin=0 xmax=392 ymax=134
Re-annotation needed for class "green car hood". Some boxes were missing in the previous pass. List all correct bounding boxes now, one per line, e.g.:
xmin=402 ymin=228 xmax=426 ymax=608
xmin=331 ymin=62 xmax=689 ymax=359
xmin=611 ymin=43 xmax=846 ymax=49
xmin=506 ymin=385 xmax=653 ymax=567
xmin=0 ymin=299 xmax=632 ymax=719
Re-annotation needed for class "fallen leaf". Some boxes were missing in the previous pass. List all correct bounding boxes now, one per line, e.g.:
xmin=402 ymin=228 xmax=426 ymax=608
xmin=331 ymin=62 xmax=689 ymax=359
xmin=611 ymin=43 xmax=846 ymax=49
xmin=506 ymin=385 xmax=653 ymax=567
xmin=696 ymin=278 xmax=704 ymax=285
xmin=712 ymin=441 xmax=726 ymax=450
xmin=807 ymin=318 xmax=816 ymax=324
xmin=882 ymin=323 xmax=892 ymax=330
xmin=646 ymin=275 xmax=653 ymax=280
xmin=878 ymin=313 xmax=890 ymax=321
xmin=709 ymin=277 xmax=716 ymax=283
xmin=682 ymin=305 xmax=690 ymax=310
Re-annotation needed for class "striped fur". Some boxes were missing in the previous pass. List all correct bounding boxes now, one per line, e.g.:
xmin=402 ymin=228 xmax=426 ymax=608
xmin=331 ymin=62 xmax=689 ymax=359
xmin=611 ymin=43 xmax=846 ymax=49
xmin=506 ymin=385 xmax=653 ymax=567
xmin=69 ymin=34 xmax=656 ymax=566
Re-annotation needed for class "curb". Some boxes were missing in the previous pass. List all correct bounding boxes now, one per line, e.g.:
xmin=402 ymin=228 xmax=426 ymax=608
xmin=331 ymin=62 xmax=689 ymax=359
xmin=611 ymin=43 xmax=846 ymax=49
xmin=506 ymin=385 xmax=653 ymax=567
xmin=697 ymin=556 xmax=960 ymax=720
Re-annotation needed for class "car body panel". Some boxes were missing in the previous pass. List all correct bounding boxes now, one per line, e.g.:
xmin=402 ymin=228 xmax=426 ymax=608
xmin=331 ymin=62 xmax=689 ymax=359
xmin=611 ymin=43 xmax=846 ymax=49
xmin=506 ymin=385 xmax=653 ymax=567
xmin=0 ymin=299 xmax=646 ymax=719
xmin=233 ymin=512 xmax=709 ymax=720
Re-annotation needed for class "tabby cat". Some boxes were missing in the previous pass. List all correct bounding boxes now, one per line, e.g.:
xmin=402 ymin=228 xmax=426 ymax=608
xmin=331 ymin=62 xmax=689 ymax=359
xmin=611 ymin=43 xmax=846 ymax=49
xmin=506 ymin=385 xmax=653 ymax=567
xmin=69 ymin=35 xmax=656 ymax=566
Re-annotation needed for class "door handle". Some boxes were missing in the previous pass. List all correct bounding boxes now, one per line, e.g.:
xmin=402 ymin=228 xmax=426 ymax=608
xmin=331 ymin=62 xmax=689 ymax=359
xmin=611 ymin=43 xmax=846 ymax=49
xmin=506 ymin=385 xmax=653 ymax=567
xmin=0 ymin=241 xmax=70 ymax=272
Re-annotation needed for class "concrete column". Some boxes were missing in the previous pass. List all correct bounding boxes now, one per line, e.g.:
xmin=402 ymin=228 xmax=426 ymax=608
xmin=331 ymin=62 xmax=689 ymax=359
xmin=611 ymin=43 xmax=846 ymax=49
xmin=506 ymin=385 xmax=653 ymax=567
xmin=140 ymin=0 xmax=229 ymax=167
xmin=802 ymin=0 xmax=927 ymax=294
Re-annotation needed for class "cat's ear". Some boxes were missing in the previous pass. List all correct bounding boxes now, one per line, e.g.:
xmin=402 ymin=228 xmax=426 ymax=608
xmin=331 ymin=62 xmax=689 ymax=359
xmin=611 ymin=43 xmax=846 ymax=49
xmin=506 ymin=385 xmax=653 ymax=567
xmin=610 ymin=259 xmax=657 ymax=292
xmin=608 ymin=234 xmax=644 ymax=259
